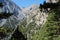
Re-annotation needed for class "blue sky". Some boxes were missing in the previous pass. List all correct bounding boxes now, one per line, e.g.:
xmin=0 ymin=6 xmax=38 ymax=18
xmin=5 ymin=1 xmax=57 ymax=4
xmin=12 ymin=0 xmax=45 ymax=7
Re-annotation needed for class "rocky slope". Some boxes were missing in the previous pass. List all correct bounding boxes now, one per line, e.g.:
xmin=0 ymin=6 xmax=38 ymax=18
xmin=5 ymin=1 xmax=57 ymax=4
xmin=23 ymin=4 xmax=48 ymax=26
xmin=18 ymin=4 xmax=48 ymax=40
xmin=0 ymin=0 xmax=26 ymax=40
xmin=17 ymin=0 xmax=60 ymax=40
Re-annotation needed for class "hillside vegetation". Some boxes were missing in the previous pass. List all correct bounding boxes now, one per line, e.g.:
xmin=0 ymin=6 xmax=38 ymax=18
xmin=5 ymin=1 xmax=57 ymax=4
xmin=39 ymin=10 xmax=60 ymax=40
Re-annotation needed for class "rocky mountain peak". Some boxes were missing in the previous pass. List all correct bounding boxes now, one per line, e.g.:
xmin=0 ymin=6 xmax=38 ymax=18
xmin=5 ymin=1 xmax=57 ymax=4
xmin=23 ymin=4 xmax=39 ymax=11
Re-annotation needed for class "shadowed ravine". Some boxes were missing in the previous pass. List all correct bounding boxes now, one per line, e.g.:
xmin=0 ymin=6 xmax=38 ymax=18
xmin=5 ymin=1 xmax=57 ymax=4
xmin=10 ymin=28 xmax=27 ymax=40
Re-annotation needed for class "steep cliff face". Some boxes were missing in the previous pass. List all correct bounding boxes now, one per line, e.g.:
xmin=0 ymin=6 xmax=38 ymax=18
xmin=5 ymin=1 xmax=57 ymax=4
xmin=23 ymin=4 xmax=48 ymax=26
xmin=0 ymin=0 xmax=26 ymax=40
xmin=18 ymin=4 xmax=48 ymax=40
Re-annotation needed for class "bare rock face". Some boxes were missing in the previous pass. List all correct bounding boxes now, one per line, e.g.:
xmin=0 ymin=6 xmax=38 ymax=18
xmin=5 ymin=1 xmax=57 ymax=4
xmin=0 ymin=0 xmax=26 ymax=40
xmin=23 ymin=4 xmax=48 ymax=26
xmin=20 ymin=4 xmax=48 ymax=40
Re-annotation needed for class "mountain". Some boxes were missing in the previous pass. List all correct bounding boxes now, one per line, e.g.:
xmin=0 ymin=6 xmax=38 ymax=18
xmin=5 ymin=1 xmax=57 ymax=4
xmin=18 ymin=4 xmax=48 ymax=40
xmin=19 ymin=2 xmax=60 ymax=40
xmin=0 ymin=0 xmax=50 ymax=40
xmin=0 ymin=0 xmax=26 ymax=40
xmin=23 ymin=4 xmax=48 ymax=26
xmin=18 ymin=0 xmax=60 ymax=40
xmin=1 ymin=0 xmax=60 ymax=40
